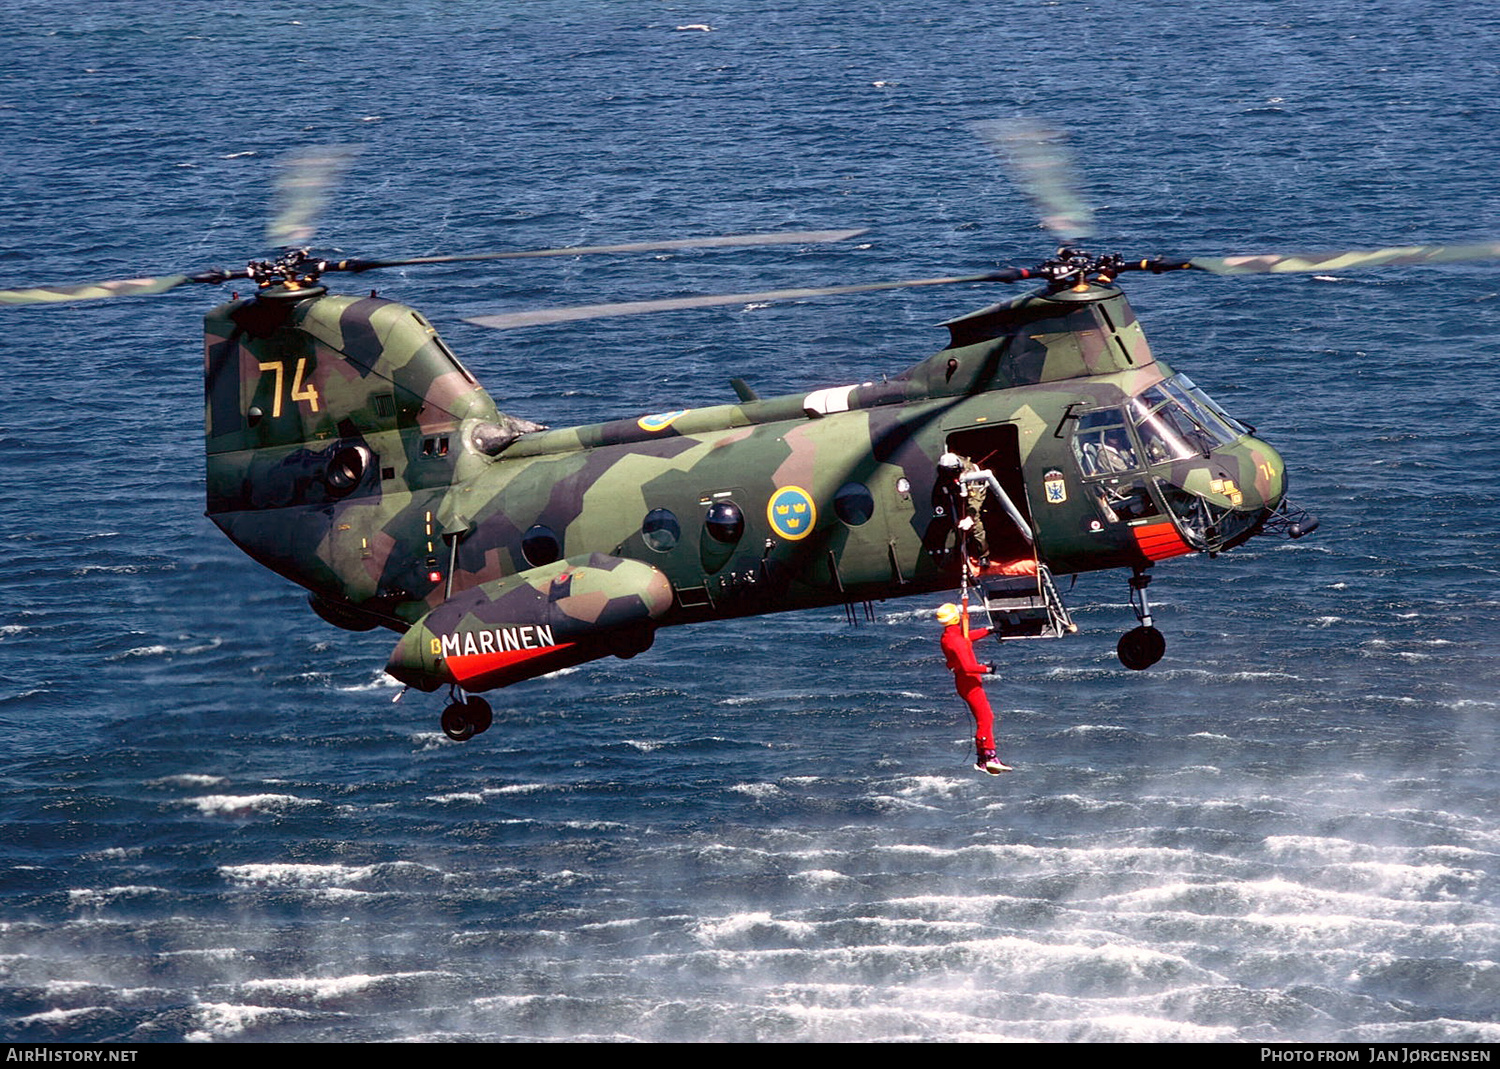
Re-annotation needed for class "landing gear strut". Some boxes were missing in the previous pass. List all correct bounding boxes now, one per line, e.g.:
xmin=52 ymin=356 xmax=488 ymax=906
xmin=440 ymin=688 xmax=493 ymax=741
xmin=1118 ymin=568 xmax=1166 ymax=671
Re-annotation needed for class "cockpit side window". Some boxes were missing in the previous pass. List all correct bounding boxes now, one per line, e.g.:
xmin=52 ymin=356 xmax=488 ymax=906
xmin=1070 ymin=407 xmax=1159 ymax=523
xmin=1068 ymin=407 xmax=1134 ymax=476
xmin=1071 ymin=408 xmax=1141 ymax=477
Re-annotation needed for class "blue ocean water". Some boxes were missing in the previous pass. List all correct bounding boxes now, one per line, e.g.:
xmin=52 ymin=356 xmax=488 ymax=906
xmin=1 ymin=0 xmax=1498 ymax=1044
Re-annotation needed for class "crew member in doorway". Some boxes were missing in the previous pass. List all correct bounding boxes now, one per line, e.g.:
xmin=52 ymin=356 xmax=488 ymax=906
xmin=934 ymin=453 xmax=1038 ymax=578
xmin=933 ymin=452 xmax=988 ymax=567
xmin=936 ymin=602 xmax=1012 ymax=775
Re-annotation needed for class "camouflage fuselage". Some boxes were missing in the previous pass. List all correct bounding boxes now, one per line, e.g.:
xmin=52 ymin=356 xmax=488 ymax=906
xmin=202 ymin=282 xmax=1285 ymax=693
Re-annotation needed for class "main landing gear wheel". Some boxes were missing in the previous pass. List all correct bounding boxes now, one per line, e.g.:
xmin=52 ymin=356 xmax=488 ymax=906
xmin=1118 ymin=567 xmax=1166 ymax=670
xmin=1117 ymin=625 xmax=1166 ymax=671
xmin=440 ymin=695 xmax=493 ymax=741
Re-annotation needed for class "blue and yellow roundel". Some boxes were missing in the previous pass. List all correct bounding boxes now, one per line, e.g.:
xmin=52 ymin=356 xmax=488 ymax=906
xmin=637 ymin=409 xmax=688 ymax=432
xmin=767 ymin=485 xmax=817 ymax=540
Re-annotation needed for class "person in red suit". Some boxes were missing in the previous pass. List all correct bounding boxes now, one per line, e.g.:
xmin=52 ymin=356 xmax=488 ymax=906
xmin=936 ymin=603 xmax=1012 ymax=774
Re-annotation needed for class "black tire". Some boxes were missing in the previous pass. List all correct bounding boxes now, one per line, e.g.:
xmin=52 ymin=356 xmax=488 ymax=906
xmin=1117 ymin=625 xmax=1166 ymax=671
xmin=464 ymin=696 xmax=493 ymax=735
xmin=441 ymin=703 xmax=475 ymax=741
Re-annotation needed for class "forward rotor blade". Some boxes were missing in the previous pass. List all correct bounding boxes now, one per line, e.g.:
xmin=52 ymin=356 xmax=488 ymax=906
xmin=1190 ymin=241 xmax=1500 ymax=275
xmin=972 ymin=119 xmax=1095 ymax=243
xmin=0 ymin=274 xmax=192 ymax=306
xmin=266 ymin=145 xmax=361 ymax=247
xmin=466 ymin=270 xmax=1027 ymax=329
xmin=333 ymin=228 xmax=870 ymax=273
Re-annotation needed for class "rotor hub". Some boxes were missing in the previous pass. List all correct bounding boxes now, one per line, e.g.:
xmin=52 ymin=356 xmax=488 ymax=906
xmin=246 ymin=247 xmax=332 ymax=291
xmin=1036 ymin=247 xmax=1121 ymax=288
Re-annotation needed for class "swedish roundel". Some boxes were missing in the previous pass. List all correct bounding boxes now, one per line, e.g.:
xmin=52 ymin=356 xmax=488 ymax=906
xmin=767 ymin=485 xmax=817 ymax=540
xmin=637 ymin=409 xmax=687 ymax=432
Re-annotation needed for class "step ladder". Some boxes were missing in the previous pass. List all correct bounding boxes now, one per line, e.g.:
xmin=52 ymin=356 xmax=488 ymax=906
xmin=975 ymin=564 xmax=1076 ymax=640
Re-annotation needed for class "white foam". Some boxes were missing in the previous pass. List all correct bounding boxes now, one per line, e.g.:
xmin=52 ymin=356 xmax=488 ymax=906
xmin=730 ymin=782 xmax=783 ymax=799
xmin=892 ymin=774 xmax=969 ymax=799
xmin=218 ymin=861 xmax=437 ymax=888
xmin=107 ymin=644 xmax=173 ymax=660
xmin=43 ymin=980 xmax=100 ymax=995
xmin=422 ymin=783 xmax=553 ymax=804
xmin=67 ymin=886 xmax=166 ymax=907
xmin=337 ymin=670 xmax=404 ymax=693
xmin=148 ymin=773 xmax=228 ymax=787
xmin=14 ymin=1006 xmax=104 ymax=1027
xmin=186 ymin=1002 xmax=309 ymax=1042
xmin=1349 ymin=1018 xmax=1500 ymax=1043
xmin=1043 ymin=1012 xmax=1233 ymax=1043
xmin=692 ymin=912 xmax=817 ymax=945
xmin=160 ymin=947 xmax=242 ymax=962
xmin=182 ymin=793 xmax=318 ymax=816
xmin=241 ymin=971 xmax=444 ymax=1002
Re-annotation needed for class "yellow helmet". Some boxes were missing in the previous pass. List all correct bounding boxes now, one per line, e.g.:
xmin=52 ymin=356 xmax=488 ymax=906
xmin=935 ymin=603 xmax=962 ymax=626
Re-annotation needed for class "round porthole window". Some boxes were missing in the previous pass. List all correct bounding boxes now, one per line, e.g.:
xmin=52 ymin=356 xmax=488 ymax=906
xmin=704 ymin=500 xmax=744 ymax=544
xmin=834 ymin=482 xmax=875 ymax=526
xmin=521 ymin=524 xmax=561 ymax=567
xmin=642 ymin=508 xmax=680 ymax=552
xmin=325 ymin=444 xmax=373 ymax=497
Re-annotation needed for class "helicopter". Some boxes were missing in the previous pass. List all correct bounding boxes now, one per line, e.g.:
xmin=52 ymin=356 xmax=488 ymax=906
xmin=5 ymin=131 xmax=1498 ymax=742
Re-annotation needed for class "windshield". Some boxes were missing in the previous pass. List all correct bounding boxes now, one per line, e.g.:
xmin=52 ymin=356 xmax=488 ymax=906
xmin=1128 ymin=376 xmax=1247 ymax=464
xmin=1165 ymin=375 xmax=1252 ymax=439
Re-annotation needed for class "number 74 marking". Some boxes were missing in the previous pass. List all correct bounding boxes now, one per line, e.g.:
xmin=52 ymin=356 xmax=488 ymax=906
xmin=257 ymin=358 xmax=321 ymax=418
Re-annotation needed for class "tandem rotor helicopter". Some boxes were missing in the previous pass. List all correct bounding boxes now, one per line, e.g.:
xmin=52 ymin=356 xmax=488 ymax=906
xmin=6 ymin=127 xmax=1499 ymax=741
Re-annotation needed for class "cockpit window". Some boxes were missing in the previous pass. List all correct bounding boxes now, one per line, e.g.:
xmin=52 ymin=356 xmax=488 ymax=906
xmin=1072 ymin=408 xmax=1141 ymax=477
xmin=1171 ymin=375 xmax=1252 ymax=437
xmin=1074 ymin=375 xmax=1252 ymax=477
xmin=1131 ymin=388 xmax=1211 ymax=462
xmin=1128 ymin=376 xmax=1245 ymax=464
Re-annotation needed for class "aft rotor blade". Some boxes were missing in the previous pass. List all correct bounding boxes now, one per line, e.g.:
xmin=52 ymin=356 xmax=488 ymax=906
xmin=1189 ymin=241 xmax=1500 ymax=275
xmin=972 ymin=119 xmax=1096 ymax=243
xmin=466 ymin=270 xmax=1030 ymax=329
xmin=266 ymin=145 xmax=362 ymax=247
xmin=333 ymin=228 xmax=870 ymax=273
xmin=0 ymin=274 xmax=193 ymax=306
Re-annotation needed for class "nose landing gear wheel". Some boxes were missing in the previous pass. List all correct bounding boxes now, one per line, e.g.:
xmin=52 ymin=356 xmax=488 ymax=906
xmin=440 ymin=695 xmax=493 ymax=741
xmin=1117 ymin=624 xmax=1166 ymax=670
xmin=1118 ymin=567 xmax=1166 ymax=670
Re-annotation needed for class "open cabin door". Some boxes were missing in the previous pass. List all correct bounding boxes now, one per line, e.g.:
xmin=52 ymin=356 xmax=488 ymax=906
xmin=944 ymin=423 xmax=1074 ymax=641
xmin=943 ymin=423 xmax=1034 ymax=567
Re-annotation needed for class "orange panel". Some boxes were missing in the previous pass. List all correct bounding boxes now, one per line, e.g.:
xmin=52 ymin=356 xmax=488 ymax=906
xmin=1133 ymin=521 xmax=1193 ymax=561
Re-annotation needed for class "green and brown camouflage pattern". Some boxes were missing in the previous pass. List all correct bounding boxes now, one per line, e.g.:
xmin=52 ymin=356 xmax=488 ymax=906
xmin=386 ymin=553 xmax=672 ymax=692
xmin=202 ymin=281 xmax=1290 ymax=694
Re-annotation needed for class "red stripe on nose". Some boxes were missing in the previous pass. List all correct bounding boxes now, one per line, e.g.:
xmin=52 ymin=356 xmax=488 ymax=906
xmin=1133 ymin=521 xmax=1193 ymax=561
